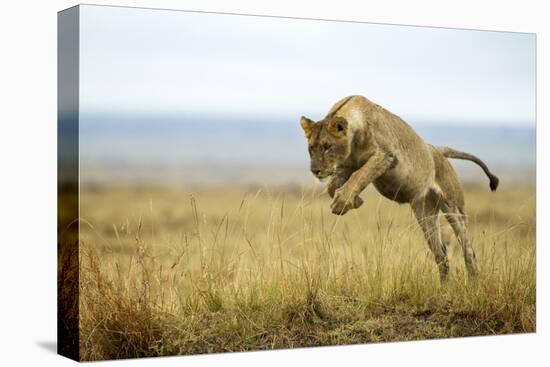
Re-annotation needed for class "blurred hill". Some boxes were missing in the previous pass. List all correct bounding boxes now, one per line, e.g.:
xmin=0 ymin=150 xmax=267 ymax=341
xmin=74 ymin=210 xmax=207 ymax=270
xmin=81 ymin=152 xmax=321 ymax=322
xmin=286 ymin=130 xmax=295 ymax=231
xmin=77 ymin=113 xmax=535 ymax=187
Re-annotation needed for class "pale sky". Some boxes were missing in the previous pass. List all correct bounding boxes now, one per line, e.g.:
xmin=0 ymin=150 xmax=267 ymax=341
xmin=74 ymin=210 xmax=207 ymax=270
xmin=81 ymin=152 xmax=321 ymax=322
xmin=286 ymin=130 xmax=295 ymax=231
xmin=79 ymin=5 xmax=536 ymax=126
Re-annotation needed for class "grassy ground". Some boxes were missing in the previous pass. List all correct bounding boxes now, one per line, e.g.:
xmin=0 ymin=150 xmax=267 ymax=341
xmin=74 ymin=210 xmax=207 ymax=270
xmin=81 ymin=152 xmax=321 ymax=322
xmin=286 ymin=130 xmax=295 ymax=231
xmin=75 ymin=183 xmax=535 ymax=361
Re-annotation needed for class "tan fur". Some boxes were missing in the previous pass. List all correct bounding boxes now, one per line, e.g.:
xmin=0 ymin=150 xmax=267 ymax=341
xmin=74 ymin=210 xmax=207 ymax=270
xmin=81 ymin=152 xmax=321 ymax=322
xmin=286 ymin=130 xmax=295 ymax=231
xmin=300 ymin=95 xmax=500 ymax=281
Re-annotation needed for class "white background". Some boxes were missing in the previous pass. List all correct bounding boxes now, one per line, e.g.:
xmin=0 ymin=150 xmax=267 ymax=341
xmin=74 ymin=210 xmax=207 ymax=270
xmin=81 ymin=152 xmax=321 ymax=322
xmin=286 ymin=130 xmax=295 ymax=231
xmin=0 ymin=0 xmax=547 ymax=365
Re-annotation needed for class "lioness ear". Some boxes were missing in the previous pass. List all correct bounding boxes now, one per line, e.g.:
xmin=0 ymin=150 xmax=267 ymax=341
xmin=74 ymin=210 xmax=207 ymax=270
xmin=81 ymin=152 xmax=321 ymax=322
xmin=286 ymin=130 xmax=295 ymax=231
xmin=327 ymin=116 xmax=348 ymax=137
xmin=300 ymin=116 xmax=314 ymax=139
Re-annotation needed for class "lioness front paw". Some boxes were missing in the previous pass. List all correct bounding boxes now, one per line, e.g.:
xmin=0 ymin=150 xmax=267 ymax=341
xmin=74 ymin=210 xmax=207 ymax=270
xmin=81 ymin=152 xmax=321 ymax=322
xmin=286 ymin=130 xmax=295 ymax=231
xmin=331 ymin=189 xmax=357 ymax=215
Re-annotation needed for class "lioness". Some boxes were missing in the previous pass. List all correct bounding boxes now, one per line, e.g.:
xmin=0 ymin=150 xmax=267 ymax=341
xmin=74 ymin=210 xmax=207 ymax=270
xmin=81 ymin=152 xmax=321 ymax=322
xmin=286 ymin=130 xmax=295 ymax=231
xmin=300 ymin=95 xmax=499 ymax=281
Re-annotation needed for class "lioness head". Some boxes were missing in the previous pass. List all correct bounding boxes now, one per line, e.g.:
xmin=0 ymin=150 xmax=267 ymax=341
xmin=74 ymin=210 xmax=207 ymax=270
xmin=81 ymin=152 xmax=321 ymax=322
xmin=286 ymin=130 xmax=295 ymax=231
xmin=300 ymin=115 xmax=351 ymax=180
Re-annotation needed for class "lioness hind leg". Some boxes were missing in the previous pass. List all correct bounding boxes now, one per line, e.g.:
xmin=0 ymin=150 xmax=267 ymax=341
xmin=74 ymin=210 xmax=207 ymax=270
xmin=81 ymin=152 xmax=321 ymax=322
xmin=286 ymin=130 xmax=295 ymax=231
xmin=442 ymin=205 xmax=479 ymax=278
xmin=411 ymin=196 xmax=449 ymax=283
xmin=431 ymin=146 xmax=478 ymax=278
xmin=440 ymin=224 xmax=453 ymax=251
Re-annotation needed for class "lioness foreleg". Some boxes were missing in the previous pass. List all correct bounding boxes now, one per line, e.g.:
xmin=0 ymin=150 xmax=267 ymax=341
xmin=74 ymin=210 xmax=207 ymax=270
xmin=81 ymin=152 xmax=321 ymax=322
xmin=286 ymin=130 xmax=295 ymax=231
xmin=327 ymin=169 xmax=363 ymax=208
xmin=331 ymin=150 xmax=396 ymax=215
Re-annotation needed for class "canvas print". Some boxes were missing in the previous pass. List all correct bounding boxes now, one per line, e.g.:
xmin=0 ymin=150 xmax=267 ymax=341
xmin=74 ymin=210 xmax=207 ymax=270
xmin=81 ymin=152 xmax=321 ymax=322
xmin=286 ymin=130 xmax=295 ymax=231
xmin=58 ymin=4 xmax=536 ymax=361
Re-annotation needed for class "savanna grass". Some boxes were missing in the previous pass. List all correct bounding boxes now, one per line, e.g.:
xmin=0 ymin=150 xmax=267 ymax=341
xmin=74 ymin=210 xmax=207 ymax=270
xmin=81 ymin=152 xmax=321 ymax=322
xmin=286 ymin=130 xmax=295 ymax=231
xmin=77 ymin=184 xmax=535 ymax=360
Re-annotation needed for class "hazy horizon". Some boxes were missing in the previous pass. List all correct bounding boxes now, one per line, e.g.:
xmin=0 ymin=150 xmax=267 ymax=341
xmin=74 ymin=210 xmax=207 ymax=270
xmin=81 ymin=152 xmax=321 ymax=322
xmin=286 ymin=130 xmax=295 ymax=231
xmin=77 ymin=112 xmax=535 ymax=187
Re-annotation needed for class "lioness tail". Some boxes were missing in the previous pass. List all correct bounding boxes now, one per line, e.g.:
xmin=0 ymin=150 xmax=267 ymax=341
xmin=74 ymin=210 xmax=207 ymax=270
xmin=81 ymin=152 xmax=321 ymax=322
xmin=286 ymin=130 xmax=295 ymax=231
xmin=438 ymin=146 xmax=499 ymax=191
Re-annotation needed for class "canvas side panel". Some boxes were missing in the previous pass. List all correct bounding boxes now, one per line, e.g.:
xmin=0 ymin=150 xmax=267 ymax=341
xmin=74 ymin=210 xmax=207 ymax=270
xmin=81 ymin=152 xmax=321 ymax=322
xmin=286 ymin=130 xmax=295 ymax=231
xmin=57 ymin=5 xmax=80 ymax=362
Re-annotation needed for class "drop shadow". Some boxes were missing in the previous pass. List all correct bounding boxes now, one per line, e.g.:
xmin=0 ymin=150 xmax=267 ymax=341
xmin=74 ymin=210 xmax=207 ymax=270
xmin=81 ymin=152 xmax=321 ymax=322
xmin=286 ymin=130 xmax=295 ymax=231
xmin=36 ymin=340 xmax=57 ymax=354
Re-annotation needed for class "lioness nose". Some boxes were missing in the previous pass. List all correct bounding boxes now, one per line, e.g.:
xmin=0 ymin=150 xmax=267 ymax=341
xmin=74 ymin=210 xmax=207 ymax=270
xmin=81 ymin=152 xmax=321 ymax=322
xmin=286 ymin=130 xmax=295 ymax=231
xmin=311 ymin=169 xmax=321 ymax=176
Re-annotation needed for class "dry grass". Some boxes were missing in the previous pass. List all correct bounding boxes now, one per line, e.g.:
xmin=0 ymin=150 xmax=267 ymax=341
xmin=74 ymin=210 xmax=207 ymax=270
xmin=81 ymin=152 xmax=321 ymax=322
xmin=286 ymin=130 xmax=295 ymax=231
xmin=75 ymin=183 xmax=535 ymax=361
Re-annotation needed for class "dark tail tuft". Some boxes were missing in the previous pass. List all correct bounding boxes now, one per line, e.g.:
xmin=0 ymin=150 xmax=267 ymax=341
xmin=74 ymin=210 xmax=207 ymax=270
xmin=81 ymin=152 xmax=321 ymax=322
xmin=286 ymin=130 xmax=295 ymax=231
xmin=439 ymin=146 xmax=500 ymax=192
xmin=489 ymin=174 xmax=499 ymax=191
